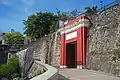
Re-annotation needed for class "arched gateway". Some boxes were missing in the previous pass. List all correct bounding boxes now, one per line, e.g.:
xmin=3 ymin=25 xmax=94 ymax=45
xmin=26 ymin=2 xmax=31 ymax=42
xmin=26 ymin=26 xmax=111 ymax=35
xmin=58 ymin=14 xmax=90 ymax=69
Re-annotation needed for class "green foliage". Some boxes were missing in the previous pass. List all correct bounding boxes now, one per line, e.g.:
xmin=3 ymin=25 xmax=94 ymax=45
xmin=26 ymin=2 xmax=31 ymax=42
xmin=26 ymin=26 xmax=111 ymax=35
xmin=56 ymin=9 xmax=81 ymax=21
xmin=11 ymin=73 xmax=20 ymax=79
xmin=33 ymin=69 xmax=46 ymax=78
xmin=23 ymin=12 xmax=58 ymax=40
xmin=36 ymin=70 xmax=42 ymax=76
xmin=69 ymin=9 xmax=81 ymax=18
xmin=0 ymin=57 xmax=21 ymax=79
xmin=50 ymin=21 xmax=58 ymax=33
xmin=23 ymin=9 xmax=81 ymax=40
xmin=84 ymin=6 xmax=98 ymax=15
xmin=4 ymin=32 xmax=24 ymax=51
xmin=56 ymin=9 xmax=69 ymax=21
xmin=37 ymin=69 xmax=46 ymax=75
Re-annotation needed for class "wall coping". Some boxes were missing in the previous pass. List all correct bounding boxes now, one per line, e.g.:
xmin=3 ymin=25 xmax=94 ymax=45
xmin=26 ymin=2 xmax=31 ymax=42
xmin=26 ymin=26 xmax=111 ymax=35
xmin=30 ymin=61 xmax=58 ymax=80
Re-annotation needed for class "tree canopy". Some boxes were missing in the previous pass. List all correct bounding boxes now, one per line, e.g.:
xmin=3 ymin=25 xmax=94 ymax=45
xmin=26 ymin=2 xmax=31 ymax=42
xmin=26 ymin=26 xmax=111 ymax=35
xmin=23 ymin=9 xmax=81 ymax=40
xmin=56 ymin=9 xmax=81 ymax=21
xmin=84 ymin=6 xmax=98 ymax=15
xmin=23 ymin=12 xmax=58 ymax=40
xmin=3 ymin=32 xmax=24 ymax=51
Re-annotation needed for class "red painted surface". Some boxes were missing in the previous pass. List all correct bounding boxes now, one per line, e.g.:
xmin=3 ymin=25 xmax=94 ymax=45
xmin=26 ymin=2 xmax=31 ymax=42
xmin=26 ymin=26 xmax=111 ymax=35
xmin=60 ymin=35 xmax=64 ymax=66
xmin=75 ymin=42 xmax=77 ymax=66
xmin=60 ymin=14 xmax=89 ymax=68
xmin=64 ymin=38 xmax=67 ymax=66
xmin=60 ymin=14 xmax=89 ymax=28
xmin=60 ymin=27 xmax=87 ymax=67
xmin=76 ymin=27 xmax=87 ymax=66
xmin=76 ymin=29 xmax=80 ymax=65
xmin=82 ymin=27 xmax=87 ymax=66
xmin=60 ymin=33 xmax=67 ymax=67
xmin=66 ymin=38 xmax=77 ymax=44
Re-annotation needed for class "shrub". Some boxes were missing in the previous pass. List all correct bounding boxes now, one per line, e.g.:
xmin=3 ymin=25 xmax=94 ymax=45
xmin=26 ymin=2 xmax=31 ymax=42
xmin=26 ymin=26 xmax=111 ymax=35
xmin=0 ymin=57 xmax=21 ymax=79
xmin=11 ymin=73 xmax=20 ymax=79
xmin=35 ymin=69 xmax=46 ymax=76
xmin=30 ymin=68 xmax=46 ymax=79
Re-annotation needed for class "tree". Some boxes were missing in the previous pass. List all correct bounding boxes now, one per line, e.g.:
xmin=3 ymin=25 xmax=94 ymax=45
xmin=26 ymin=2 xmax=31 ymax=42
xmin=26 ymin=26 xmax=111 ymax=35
xmin=4 ymin=32 xmax=24 ymax=51
xmin=56 ymin=9 xmax=81 ymax=21
xmin=23 ymin=12 xmax=58 ymax=40
xmin=84 ymin=6 xmax=98 ymax=15
xmin=23 ymin=9 xmax=81 ymax=40
xmin=23 ymin=14 xmax=38 ymax=40
xmin=56 ymin=9 xmax=69 ymax=21
xmin=69 ymin=9 xmax=81 ymax=18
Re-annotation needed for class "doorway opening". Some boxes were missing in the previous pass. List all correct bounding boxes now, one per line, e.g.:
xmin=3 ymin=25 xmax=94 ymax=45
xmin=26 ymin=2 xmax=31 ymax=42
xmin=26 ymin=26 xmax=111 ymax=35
xmin=66 ymin=41 xmax=77 ymax=68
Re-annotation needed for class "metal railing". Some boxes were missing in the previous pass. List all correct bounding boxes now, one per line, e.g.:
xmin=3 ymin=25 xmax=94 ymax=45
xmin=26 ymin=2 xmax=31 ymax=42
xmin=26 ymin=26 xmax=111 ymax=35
xmin=98 ymin=0 xmax=120 ymax=12
xmin=68 ymin=0 xmax=120 ymax=20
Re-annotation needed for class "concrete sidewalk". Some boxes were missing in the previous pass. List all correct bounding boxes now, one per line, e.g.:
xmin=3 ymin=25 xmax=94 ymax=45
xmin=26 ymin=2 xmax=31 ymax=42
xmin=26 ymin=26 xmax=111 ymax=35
xmin=58 ymin=69 xmax=120 ymax=80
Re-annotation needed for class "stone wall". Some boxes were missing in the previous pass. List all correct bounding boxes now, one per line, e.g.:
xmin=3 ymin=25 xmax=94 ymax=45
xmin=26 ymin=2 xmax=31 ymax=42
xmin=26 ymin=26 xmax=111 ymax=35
xmin=27 ymin=61 xmax=47 ymax=79
xmin=30 ymin=61 xmax=58 ymax=80
xmin=20 ymin=4 xmax=120 ymax=77
xmin=16 ymin=48 xmax=34 ymax=76
xmin=87 ymin=5 xmax=120 ymax=76
xmin=23 ymin=32 xmax=60 ymax=67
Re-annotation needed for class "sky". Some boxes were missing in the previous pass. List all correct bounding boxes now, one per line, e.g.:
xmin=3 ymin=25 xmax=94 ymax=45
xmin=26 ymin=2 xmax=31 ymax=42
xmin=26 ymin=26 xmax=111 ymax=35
xmin=0 ymin=0 xmax=115 ymax=33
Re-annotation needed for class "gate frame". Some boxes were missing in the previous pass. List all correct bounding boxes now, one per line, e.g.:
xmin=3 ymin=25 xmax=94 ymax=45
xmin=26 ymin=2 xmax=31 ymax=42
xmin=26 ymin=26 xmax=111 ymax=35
xmin=58 ymin=14 xmax=90 ymax=69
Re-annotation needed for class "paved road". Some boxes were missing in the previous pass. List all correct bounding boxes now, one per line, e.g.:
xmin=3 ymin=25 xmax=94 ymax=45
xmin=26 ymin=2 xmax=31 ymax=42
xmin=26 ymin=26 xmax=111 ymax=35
xmin=58 ymin=69 xmax=120 ymax=80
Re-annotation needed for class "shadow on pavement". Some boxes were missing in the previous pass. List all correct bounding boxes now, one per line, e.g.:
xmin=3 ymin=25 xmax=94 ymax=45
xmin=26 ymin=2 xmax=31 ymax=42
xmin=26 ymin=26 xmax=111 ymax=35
xmin=58 ymin=74 xmax=70 ymax=80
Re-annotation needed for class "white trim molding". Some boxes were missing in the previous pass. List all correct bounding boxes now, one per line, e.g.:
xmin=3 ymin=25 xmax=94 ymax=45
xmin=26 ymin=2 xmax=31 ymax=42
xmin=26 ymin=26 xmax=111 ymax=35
xmin=60 ymin=66 xmax=67 ymax=68
xmin=66 ymin=31 xmax=77 ymax=40
xmin=58 ymin=19 xmax=90 ymax=35
xmin=77 ymin=65 xmax=83 ymax=69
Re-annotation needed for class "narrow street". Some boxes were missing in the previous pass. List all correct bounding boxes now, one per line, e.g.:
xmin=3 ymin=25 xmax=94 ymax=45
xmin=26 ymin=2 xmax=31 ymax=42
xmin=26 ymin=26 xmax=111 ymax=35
xmin=58 ymin=69 xmax=120 ymax=80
